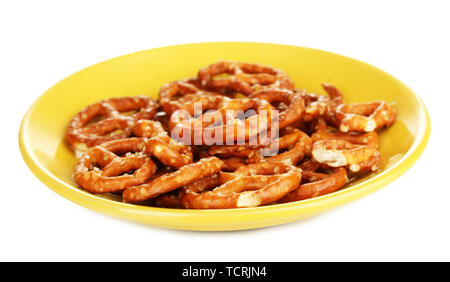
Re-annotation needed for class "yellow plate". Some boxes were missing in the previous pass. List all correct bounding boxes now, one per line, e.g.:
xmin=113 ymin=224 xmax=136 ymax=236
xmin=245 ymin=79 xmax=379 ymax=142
xmin=19 ymin=42 xmax=430 ymax=231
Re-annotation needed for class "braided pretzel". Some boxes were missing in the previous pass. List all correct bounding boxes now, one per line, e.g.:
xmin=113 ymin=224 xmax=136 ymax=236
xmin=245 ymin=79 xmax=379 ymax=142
xmin=280 ymin=167 xmax=347 ymax=202
xmin=198 ymin=61 xmax=294 ymax=95
xmin=334 ymin=101 xmax=396 ymax=133
xmin=182 ymin=163 xmax=302 ymax=209
xmin=133 ymin=120 xmax=193 ymax=168
xmin=66 ymin=96 xmax=158 ymax=151
xmin=73 ymin=138 xmax=157 ymax=193
xmin=122 ymin=156 xmax=223 ymax=203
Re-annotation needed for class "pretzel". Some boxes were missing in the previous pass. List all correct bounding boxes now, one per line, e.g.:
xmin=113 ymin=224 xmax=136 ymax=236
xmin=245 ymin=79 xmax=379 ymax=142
xmin=311 ymin=139 xmax=378 ymax=168
xmin=264 ymin=128 xmax=312 ymax=165
xmin=66 ymin=96 xmax=158 ymax=151
xmin=300 ymin=92 xmax=331 ymax=122
xmin=155 ymin=171 xmax=227 ymax=208
xmin=198 ymin=61 xmax=294 ymax=95
xmin=205 ymin=127 xmax=312 ymax=166
xmin=311 ymin=119 xmax=379 ymax=148
xmin=73 ymin=138 xmax=157 ymax=193
xmin=169 ymin=97 xmax=275 ymax=145
xmin=348 ymin=150 xmax=381 ymax=173
xmin=133 ymin=120 xmax=193 ymax=168
xmin=334 ymin=101 xmax=396 ymax=132
xmin=182 ymin=163 xmax=302 ymax=209
xmin=309 ymin=118 xmax=381 ymax=172
xmin=158 ymin=79 xmax=228 ymax=115
xmin=122 ymin=156 xmax=223 ymax=203
xmin=249 ymin=88 xmax=305 ymax=129
xmin=321 ymin=83 xmax=344 ymax=105
xmin=280 ymin=167 xmax=347 ymax=202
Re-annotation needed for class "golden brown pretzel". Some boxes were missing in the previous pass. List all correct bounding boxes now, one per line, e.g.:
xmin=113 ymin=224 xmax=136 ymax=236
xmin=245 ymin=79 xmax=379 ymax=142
xmin=311 ymin=139 xmax=378 ymax=168
xmin=154 ymin=190 xmax=186 ymax=209
xmin=334 ymin=101 xmax=396 ymax=132
xmin=300 ymin=92 xmax=331 ymax=122
xmin=158 ymin=79 xmax=228 ymax=115
xmin=182 ymin=163 xmax=302 ymax=209
xmin=221 ymin=157 xmax=247 ymax=171
xmin=298 ymin=159 xmax=321 ymax=171
xmin=66 ymin=96 xmax=158 ymax=151
xmin=197 ymin=61 xmax=294 ymax=95
xmin=348 ymin=150 xmax=381 ymax=173
xmin=310 ymin=118 xmax=381 ymax=172
xmin=169 ymin=97 xmax=276 ymax=145
xmin=73 ymin=138 xmax=157 ymax=193
xmin=311 ymin=118 xmax=379 ymax=148
xmin=280 ymin=167 xmax=347 ymax=202
xmin=122 ymin=156 xmax=223 ymax=203
xmin=249 ymin=88 xmax=305 ymax=129
xmin=133 ymin=120 xmax=193 ymax=168
xmin=297 ymin=83 xmax=344 ymax=123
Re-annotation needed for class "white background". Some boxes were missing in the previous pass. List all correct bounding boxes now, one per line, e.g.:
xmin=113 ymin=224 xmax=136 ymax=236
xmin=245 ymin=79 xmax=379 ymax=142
xmin=1 ymin=0 xmax=449 ymax=262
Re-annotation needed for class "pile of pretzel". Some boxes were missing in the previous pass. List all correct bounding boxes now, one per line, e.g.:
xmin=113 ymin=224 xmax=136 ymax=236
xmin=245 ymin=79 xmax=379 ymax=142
xmin=66 ymin=61 xmax=396 ymax=209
